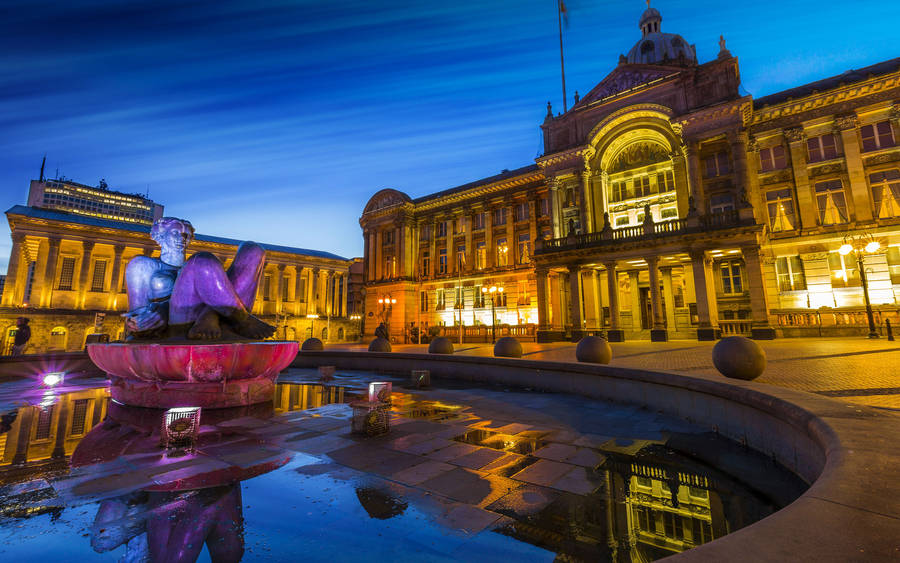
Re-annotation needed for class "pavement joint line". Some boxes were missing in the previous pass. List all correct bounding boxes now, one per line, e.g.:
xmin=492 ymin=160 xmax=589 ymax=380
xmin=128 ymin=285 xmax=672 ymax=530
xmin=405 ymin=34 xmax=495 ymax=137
xmin=613 ymin=346 xmax=708 ymax=358
xmin=814 ymin=387 xmax=900 ymax=397
xmin=807 ymin=495 xmax=900 ymax=521
xmin=766 ymin=347 xmax=900 ymax=363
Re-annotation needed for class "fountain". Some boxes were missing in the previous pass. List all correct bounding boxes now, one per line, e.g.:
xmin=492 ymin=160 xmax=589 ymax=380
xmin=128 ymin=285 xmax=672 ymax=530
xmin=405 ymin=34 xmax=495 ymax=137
xmin=87 ymin=217 xmax=298 ymax=409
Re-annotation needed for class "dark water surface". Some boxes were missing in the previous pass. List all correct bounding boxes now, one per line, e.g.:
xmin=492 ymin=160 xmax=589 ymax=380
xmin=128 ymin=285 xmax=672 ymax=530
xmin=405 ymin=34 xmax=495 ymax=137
xmin=0 ymin=370 xmax=807 ymax=562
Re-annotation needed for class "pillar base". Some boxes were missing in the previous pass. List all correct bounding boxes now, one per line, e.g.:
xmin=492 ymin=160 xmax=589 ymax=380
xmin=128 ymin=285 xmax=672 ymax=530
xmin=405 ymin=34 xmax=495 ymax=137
xmin=650 ymin=329 xmax=668 ymax=342
xmin=697 ymin=327 xmax=721 ymax=341
xmin=606 ymin=329 xmax=625 ymax=342
xmin=537 ymin=330 xmax=566 ymax=343
xmin=751 ymin=326 xmax=777 ymax=340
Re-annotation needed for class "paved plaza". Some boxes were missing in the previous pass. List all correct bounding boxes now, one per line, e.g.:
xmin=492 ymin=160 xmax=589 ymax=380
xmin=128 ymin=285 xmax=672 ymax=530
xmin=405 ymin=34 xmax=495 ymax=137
xmin=333 ymin=338 xmax=900 ymax=410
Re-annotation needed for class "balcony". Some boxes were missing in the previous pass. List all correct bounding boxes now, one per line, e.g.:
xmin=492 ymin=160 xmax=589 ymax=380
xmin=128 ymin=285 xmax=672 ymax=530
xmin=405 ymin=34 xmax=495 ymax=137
xmin=535 ymin=210 xmax=757 ymax=255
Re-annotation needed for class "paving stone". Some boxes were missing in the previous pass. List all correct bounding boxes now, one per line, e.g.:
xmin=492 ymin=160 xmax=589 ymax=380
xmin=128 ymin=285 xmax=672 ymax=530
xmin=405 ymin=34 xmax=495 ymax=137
xmin=325 ymin=444 xmax=398 ymax=470
xmin=389 ymin=460 xmax=456 ymax=485
xmin=427 ymin=442 xmax=480 ymax=462
xmin=532 ymin=442 xmax=578 ymax=462
xmin=565 ymin=448 xmax=606 ymax=468
xmin=510 ymin=459 xmax=574 ymax=487
xmin=284 ymin=433 xmax=354 ymax=455
xmin=485 ymin=484 xmax=559 ymax=518
xmin=549 ymin=466 xmax=598 ymax=495
xmin=436 ymin=503 xmax=502 ymax=535
xmin=450 ymin=447 xmax=507 ymax=470
xmin=418 ymin=467 xmax=520 ymax=506
xmin=399 ymin=436 xmax=452 ymax=455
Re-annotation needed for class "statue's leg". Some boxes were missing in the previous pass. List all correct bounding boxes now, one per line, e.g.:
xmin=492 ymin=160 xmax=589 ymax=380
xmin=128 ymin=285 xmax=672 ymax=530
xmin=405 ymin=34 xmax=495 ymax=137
xmin=227 ymin=242 xmax=265 ymax=310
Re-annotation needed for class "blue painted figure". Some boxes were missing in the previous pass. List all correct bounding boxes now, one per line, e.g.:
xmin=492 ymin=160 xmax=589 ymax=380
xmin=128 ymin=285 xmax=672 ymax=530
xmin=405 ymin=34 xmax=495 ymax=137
xmin=124 ymin=217 xmax=275 ymax=340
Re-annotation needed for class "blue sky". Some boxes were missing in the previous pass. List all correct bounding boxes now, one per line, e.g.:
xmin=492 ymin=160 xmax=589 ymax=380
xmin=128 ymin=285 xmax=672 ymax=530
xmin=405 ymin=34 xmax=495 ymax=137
xmin=1 ymin=0 xmax=897 ymax=269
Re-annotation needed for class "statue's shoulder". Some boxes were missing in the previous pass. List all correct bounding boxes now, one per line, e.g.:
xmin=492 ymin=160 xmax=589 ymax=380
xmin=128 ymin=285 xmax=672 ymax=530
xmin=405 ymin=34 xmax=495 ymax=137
xmin=127 ymin=254 xmax=161 ymax=272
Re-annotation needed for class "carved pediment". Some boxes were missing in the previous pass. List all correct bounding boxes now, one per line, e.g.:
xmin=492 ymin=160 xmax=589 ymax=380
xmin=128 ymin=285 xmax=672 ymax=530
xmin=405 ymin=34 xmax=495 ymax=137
xmin=363 ymin=189 xmax=412 ymax=215
xmin=579 ymin=66 xmax=680 ymax=106
xmin=608 ymin=142 xmax=670 ymax=173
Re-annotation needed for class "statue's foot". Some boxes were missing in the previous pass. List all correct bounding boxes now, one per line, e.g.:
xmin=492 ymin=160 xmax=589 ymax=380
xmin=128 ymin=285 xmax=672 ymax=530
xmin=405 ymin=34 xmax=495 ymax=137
xmin=232 ymin=314 xmax=276 ymax=340
xmin=188 ymin=309 xmax=222 ymax=340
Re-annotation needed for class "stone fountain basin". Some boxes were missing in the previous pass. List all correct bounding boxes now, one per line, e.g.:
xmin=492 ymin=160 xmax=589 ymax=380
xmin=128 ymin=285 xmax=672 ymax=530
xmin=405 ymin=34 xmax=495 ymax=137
xmin=88 ymin=341 xmax=299 ymax=409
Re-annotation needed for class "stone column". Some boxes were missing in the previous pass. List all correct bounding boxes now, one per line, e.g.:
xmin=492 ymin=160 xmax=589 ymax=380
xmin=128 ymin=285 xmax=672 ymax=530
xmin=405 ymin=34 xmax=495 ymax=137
xmin=683 ymin=141 xmax=706 ymax=215
xmin=661 ymin=266 xmax=677 ymax=333
xmin=325 ymin=271 xmax=335 ymax=316
xmin=690 ymin=250 xmax=719 ymax=340
xmin=365 ymin=231 xmax=374 ymax=282
xmin=629 ymin=271 xmax=642 ymax=332
xmin=464 ymin=211 xmax=473 ymax=272
xmin=41 ymin=236 xmax=62 ymax=308
xmin=428 ymin=219 xmax=438 ymax=277
xmin=341 ymin=273 xmax=348 ymax=317
xmin=527 ymin=200 xmax=537 ymax=260
xmin=77 ymin=241 xmax=95 ymax=309
xmin=484 ymin=211 xmax=494 ymax=269
xmin=295 ymin=266 xmax=306 ymax=315
xmin=549 ymin=272 xmax=562 ymax=329
xmin=548 ymin=178 xmax=561 ymax=238
xmin=106 ymin=244 xmax=125 ymax=310
xmin=505 ymin=203 xmax=515 ymax=265
xmin=374 ymin=230 xmax=383 ymax=281
xmin=743 ymin=136 xmax=765 ymax=224
xmin=671 ymin=148 xmax=691 ymax=218
xmin=309 ymin=267 xmax=320 ymax=316
xmin=536 ymin=268 xmax=550 ymax=330
xmin=274 ymin=263 xmax=286 ymax=313
xmin=568 ymin=265 xmax=583 ymax=337
xmin=784 ymin=127 xmax=816 ymax=229
xmin=647 ymin=256 xmax=666 ymax=341
xmin=604 ymin=261 xmax=623 ymax=341
xmin=597 ymin=171 xmax=610 ymax=230
xmin=592 ymin=270 xmax=602 ymax=329
xmin=2 ymin=233 xmax=26 ymax=306
xmin=579 ymin=168 xmax=594 ymax=233
xmin=835 ymin=114 xmax=872 ymax=223
xmin=742 ymin=246 xmax=776 ymax=339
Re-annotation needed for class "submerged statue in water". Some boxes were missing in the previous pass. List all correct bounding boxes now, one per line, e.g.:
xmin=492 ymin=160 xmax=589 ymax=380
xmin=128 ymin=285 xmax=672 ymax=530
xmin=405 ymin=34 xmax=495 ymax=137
xmin=124 ymin=217 xmax=275 ymax=340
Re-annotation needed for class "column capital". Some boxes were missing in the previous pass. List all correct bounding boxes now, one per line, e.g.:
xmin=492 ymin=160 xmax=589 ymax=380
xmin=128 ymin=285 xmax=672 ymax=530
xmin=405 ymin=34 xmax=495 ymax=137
xmin=782 ymin=126 xmax=806 ymax=143
xmin=688 ymin=248 xmax=707 ymax=261
xmin=746 ymin=135 xmax=759 ymax=152
xmin=567 ymin=264 xmax=582 ymax=274
xmin=833 ymin=113 xmax=858 ymax=131
xmin=727 ymin=128 xmax=750 ymax=146
xmin=47 ymin=236 xmax=62 ymax=248
xmin=11 ymin=232 xmax=26 ymax=244
xmin=112 ymin=243 xmax=125 ymax=255
xmin=275 ymin=263 xmax=286 ymax=272
xmin=645 ymin=255 xmax=660 ymax=268
xmin=603 ymin=260 xmax=617 ymax=271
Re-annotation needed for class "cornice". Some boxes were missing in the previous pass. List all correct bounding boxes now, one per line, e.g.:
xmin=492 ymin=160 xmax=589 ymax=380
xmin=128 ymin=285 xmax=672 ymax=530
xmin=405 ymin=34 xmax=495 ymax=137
xmin=673 ymin=97 xmax=752 ymax=135
xmin=411 ymin=171 xmax=545 ymax=213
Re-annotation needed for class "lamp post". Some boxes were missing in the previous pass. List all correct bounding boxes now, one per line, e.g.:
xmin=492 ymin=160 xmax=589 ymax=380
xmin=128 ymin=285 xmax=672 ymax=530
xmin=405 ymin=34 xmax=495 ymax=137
xmin=377 ymin=296 xmax=397 ymax=337
xmin=839 ymin=234 xmax=882 ymax=339
xmin=481 ymin=284 xmax=504 ymax=343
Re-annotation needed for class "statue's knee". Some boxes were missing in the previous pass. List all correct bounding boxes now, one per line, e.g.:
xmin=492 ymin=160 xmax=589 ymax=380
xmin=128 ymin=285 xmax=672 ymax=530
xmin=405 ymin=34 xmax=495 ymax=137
xmin=235 ymin=241 xmax=265 ymax=263
xmin=185 ymin=252 xmax=221 ymax=268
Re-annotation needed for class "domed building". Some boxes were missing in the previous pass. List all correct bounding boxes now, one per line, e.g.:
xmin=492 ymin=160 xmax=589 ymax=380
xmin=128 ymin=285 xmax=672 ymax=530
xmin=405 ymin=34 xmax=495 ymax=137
xmin=359 ymin=4 xmax=900 ymax=346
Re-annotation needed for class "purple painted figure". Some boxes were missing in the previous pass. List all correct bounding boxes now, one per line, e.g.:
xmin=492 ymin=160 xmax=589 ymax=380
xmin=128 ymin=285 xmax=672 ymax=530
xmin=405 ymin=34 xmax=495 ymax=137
xmin=124 ymin=217 xmax=274 ymax=340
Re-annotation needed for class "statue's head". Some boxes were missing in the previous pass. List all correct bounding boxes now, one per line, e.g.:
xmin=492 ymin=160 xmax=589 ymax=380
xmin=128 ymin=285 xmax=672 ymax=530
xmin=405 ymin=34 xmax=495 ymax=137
xmin=151 ymin=217 xmax=194 ymax=265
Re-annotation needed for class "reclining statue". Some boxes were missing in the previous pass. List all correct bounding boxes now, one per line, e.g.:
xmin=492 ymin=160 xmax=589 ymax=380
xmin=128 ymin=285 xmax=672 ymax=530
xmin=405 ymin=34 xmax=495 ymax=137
xmin=123 ymin=217 xmax=275 ymax=340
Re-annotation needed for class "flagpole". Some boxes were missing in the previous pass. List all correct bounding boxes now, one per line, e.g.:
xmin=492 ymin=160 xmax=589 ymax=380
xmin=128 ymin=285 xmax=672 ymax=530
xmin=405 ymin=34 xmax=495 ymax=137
xmin=558 ymin=0 xmax=568 ymax=113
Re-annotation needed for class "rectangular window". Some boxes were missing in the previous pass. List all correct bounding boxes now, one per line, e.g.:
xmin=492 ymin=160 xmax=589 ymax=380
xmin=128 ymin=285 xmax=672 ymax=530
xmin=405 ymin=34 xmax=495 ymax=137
xmin=828 ymin=252 xmax=860 ymax=288
xmin=615 ymin=215 xmax=630 ymax=227
xmin=633 ymin=176 xmax=651 ymax=197
xmin=493 ymin=207 xmax=507 ymax=226
xmin=58 ymin=257 xmax=76 ymax=290
xmin=263 ymin=275 xmax=271 ymax=301
xmin=474 ymin=285 xmax=485 ymax=308
xmin=298 ymin=278 xmax=307 ymax=302
xmin=90 ymin=260 xmax=107 ymax=292
xmin=766 ymin=188 xmax=796 ymax=232
xmin=776 ymin=256 xmax=807 ymax=291
xmin=436 ymin=221 xmax=447 ymax=238
xmin=71 ymin=399 xmax=90 ymax=435
xmin=807 ymin=133 xmax=837 ymax=163
xmin=476 ymin=242 xmax=486 ymax=270
xmin=435 ymin=288 xmax=446 ymax=310
xmin=35 ymin=406 xmax=53 ymax=440
xmin=420 ymin=290 xmax=428 ymax=312
xmin=815 ymin=180 xmax=848 ymax=224
xmin=456 ymin=244 xmax=466 ymax=270
xmin=496 ymin=238 xmax=509 ymax=267
xmin=421 ymin=224 xmax=433 ymax=241
xmin=692 ymin=519 xmax=713 ymax=545
xmin=703 ymin=151 xmax=731 ymax=178
xmin=634 ymin=506 xmax=652 ymax=533
xmin=860 ymin=121 xmax=896 ymax=152
xmin=656 ymin=170 xmax=675 ymax=192
xmin=514 ymin=202 xmax=529 ymax=222
xmin=538 ymin=197 xmax=550 ymax=217
xmin=886 ymin=247 xmax=900 ymax=284
xmin=612 ymin=181 xmax=628 ymax=202
xmin=454 ymin=217 xmax=466 ymax=235
xmin=385 ymin=256 xmax=396 ymax=278
xmin=709 ymin=193 xmax=735 ymax=214
xmin=383 ymin=230 xmax=394 ymax=245
xmin=517 ymin=233 xmax=530 ymax=264
xmin=660 ymin=207 xmax=678 ymax=219
xmin=282 ymin=275 xmax=290 ymax=301
xmin=439 ymin=248 xmax=447 ymax=274
xmin=759 ymin=145 xmax=787 ymax=172
xmin=421 ymin=251 xmax=430 ymax=277
xmin=870 ymin=169 xmax=900 ymax=219
xmin=472 ymin=212 xmax=485 ymax=230
xmin=720 ymin=260 xmax=743 ymax=294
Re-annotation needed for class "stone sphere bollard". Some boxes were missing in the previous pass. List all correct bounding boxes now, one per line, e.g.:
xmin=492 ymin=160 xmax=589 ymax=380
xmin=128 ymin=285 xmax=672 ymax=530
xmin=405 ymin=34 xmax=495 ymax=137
xmin=301 ymin=337 xmax=324 ymax=351
xmin=712 ymin=336 xmax=766 ymax=380
xmin=368 ymin=337 xmax=392 ymax=352
xmin=428 ymin=336 xmax=454 ymax=355
xmin=575 ymin=336 xmax=612 ymax=364
xmin=493 ymin=337 xmax=523 ymax=358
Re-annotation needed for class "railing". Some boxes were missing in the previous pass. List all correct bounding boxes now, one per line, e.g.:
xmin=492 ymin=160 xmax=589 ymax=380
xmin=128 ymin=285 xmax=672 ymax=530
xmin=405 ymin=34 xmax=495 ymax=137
xmin=536 ymin=210 xmax=751 ymax=254
xmin=438 ymin=324 xmax=537 ymax=343
xmin=718 ymin=319 xmax=752 ymax=336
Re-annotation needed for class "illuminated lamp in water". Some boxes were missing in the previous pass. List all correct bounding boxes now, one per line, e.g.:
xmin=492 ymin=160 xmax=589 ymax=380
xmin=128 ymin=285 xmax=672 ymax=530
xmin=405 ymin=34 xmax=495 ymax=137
xmin=43 ymin=372 xmax=65 ymax=387
xmin=368 ymin=382 xmax=392 ymax=403
xmin=162 ymin=407 xmax=202 ymax=451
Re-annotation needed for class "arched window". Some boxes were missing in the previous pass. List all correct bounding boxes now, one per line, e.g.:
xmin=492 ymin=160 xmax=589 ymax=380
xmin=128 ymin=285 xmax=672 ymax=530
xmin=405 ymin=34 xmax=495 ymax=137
xmin=321 ymin=327 xmax=328 ymax=341
xmin=50 ymin=327 xmax=68 ymax=351
xmin=337 ymin=327 xmax=345 ymax=341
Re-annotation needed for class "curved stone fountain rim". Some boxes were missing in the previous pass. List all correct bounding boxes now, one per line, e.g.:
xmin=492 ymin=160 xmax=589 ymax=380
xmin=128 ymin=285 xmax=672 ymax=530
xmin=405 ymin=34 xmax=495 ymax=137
xmin=292 ymin=351 xmax=900 ymax=562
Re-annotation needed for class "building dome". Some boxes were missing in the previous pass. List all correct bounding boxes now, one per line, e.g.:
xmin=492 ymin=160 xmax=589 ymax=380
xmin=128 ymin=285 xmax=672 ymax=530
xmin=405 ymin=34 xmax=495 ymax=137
xmin=626 ymin=5 xmax=697 ymax=65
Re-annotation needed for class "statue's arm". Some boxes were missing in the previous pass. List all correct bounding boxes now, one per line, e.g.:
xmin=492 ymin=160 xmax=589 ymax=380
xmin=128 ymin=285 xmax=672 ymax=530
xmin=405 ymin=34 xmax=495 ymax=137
xmin=125 ymin=256 xmax=157 ymax=311
xmin=123 ymin=257 xmax=170 ymax=333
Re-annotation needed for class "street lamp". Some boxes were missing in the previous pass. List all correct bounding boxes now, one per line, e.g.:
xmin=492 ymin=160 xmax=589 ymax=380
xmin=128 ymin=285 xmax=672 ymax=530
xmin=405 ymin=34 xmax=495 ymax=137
xmin=377 ymin=296 xmax=397 ymax=334
xmin=481 ymin=285 xmax=504 ymax=343
xmin=838 ymin=233 xmax=881 ymax=339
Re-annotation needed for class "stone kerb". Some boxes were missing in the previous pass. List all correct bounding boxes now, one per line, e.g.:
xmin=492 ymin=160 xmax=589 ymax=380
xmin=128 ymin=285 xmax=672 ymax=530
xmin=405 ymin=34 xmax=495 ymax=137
xmin=291 ymin=351 xmax=900 ymax=562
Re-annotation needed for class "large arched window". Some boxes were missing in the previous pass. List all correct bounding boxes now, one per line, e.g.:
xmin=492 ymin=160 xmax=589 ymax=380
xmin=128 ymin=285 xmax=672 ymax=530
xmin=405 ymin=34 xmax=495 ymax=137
xmin=604 ymin=141 xmax=677 ymax=228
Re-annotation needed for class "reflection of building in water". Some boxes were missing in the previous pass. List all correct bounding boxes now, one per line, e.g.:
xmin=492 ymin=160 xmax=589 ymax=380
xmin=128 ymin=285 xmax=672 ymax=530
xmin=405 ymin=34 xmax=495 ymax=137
xmin=0 ymin=387 xmax=108 ymax=468
xmin=273 ymin=383 xmax=347 ymax=414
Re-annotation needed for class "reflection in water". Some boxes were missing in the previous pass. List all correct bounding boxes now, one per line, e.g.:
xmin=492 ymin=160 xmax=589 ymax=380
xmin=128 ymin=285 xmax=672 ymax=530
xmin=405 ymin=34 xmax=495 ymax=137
xmin=355 ymin=487 xmax=408 ymax=520
xmin=454 ymin=427 xmax=546 ymax=454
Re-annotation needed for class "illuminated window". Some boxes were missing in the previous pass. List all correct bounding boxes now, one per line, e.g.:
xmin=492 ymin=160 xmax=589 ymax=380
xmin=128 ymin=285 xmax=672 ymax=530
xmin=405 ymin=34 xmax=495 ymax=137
xmin=514 ymin=202 xmax=529 ymax=222
xmin=493 ymin=207 xmax=507 ymax=226
xmin=263 ymin=275 xmax=271 ymax=300
xmin=456 ymin=245 xmax=466 ymax=270
xmin=472 ymin=212 xmax=485 ymax=230
xmin=90 ymin=260 xmax=107 ymax=292
xmin=656 ymin=170 xmax=675 ymax=192
xmin=385 ymin=256 xmax=396 ymax=278
xmin=282 ymin=275 xmax=290 ymax=301
xmin=815 ymin=180 xmax=848 ymax=224
xmin=703 ymin=151 xmax=731 ymax=178
xmin=436 ymin=221 xmax=447 ymax=238
xmin=828 ymin=252 xmax=860 ymax=288
xmin=421 ymin=251 xmax=430 ymax=277
xmin=860 ymin=121 xmax=895 ymax=152
xmin=759 ymin=145 xmax=787 ymax=171
xmin=476 ymin=242 xmax=486 ymax=270
xmin=776 ymin=256 xmax=807 ymax=291
xmin=538 ymin=197 xmax=550 ymax=216
xmin=886 ymin=247 xmax=900 ymax=284
xmin=496 ymin=238 xmax=509 ymax=267
xmin=420 ymin=290 xmax=428 ymax=312
xmin=709 ymin=193 xmax=734 ymax=214
xmin=766 ymin=189 xmax=796 ymax=232
xmin=49 ymin=326 xmax=67 ymax=351
xmin=439 ymin=248 xmax=447 ymax=274
xmin=719 ymin=260 xmax=743 ymax=294
xmin=435 ymin=288 xmax=446 ymax=310
xmin=517 ymin=233 xmax=530 ymax=264
xmin=615 ymin=215 xmax=630 ymax=227
xmin=807 ymin=133 xmax=837 ymax=162
xmin=71 ymin=399 xmax=89 ymax=435
xmin=870 ymin=169 xmax=900 ymax=219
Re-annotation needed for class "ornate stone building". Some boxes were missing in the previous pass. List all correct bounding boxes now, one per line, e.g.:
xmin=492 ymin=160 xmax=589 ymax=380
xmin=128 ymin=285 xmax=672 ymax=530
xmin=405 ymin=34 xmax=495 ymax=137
xmin=1 ymin=180 xmax=360 ymax=353
xmin=360 ymin=5 xmax=900 ymax=342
